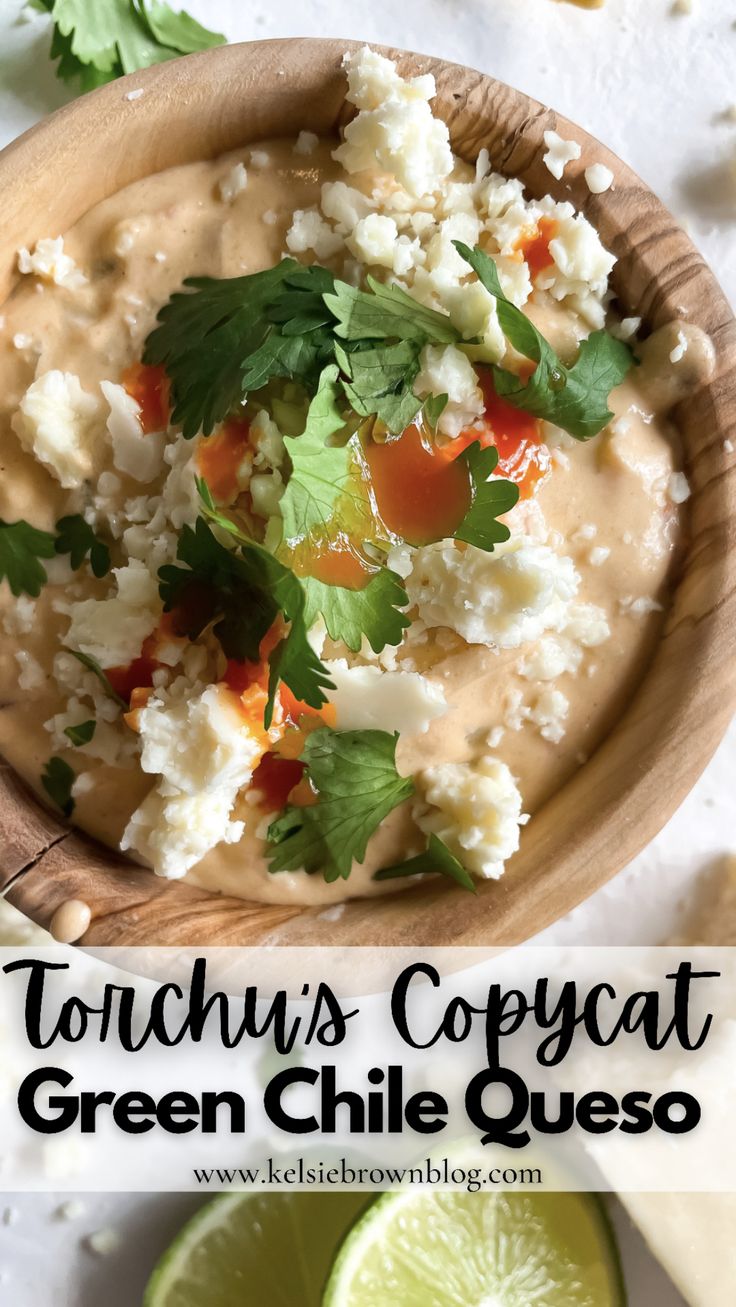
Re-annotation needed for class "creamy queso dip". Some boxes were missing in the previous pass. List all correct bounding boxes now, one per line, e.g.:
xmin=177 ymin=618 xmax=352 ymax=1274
xmin=0 ymin=48 xmax=715 ymax=908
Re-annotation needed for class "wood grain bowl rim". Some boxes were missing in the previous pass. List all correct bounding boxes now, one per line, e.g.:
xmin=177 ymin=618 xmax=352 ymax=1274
xmin=0 ymin=38 xmax=734 ymax=947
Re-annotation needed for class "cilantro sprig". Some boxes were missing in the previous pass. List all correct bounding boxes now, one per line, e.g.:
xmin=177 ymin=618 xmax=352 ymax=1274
xmin=145 ymin=262 xmax=337 ymax=438
xmin=267 ymin=728 xmax=414 ymax=882
xmin=41 ymin=755 xmax=76 ymax=817
xmin=302 ymin=569 xmax=409 ymax=654
xmin=34 ymin=0 xmax=225 ymax=93
xmin=453 ymin=443 xmax=519 ymax=552
xmin=278 ymin=366 xmax=356 ymax=546
xmin=64 ymin=719 xmax=96 ymax=747
xmin=158 ymin=515 xmax=333 ymax=727
xmin=375 ymin=833 xmax=476 ymax=893
xmin=454 ymin=242 xmax=633 ymax=440
xmin=0 ymin=519 xmax=55 ymax=597
xmin=55 ymin=514 xmax=111 ymax=578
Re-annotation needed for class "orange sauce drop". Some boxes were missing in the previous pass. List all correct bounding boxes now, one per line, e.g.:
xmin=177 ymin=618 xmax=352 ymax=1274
xmin=443 ymin=370 xmax=551 ymax=500
xmin=121 ymin=362 xmax=170 ymax=433
xmin=365 ymin=423 xmax=471 ymax=546
xmin=196 ymin=416 xmax=252 ymax=506
xmin=515 ymin=216 xmax=558 ymax=280
xmin=106 ymin=651 xmax=158 ymax=705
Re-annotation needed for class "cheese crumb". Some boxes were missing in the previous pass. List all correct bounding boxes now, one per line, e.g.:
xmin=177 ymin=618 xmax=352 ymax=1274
xmin=668 ymin=471 xmax=691 ymax=504
xmin=87 ymin=1229 xmax=122 ymax=1257
xmin=66 ymin=560 xmax=160 ymax=669
xmin=121 ymin=683 xmax=267 ymax=879
xmin=218 ymin=162 xmax=248 ymax=203
xmin=405 ymin=539 xmax=580 ymax=650
xmin=324 ymin=661 xmax=447 ymax=735
xmin=415 ymin=757 xmax=525 ymax=880
xmin=413 ymin=344 xmax=485 ymax=438
xmin=102 ymin=380 xmax=165 ymax=481
xmin=542 ymin=130 xmax=582 ymax=181
xmin=610 ymin=316 xmax=642 ymax=343
xmin=294 ymin=130 xmax=319 ymax=156
xmin=347 ymin=213 xmax=399 ymax=268
xmin=12 ymin=371 xmax=104 ymax=489
xmin=584 ymin=164 xmax=614 ymax=194
xmin=17 ymin=236 xmax=86 ymax=289
xmin=286 ymin=209 xmax=344 ymax=260
xmin=669 ymin=330 xmax=689 ymax=364
xmin=334 ymin=46 xmax=453 ymax=197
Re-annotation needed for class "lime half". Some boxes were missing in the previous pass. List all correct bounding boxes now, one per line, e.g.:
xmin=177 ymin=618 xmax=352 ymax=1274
xmin=323 ymin=1191 xmax=626 ymax=1307
xmin=143 ymin=1191 xmax=367 ymax=1307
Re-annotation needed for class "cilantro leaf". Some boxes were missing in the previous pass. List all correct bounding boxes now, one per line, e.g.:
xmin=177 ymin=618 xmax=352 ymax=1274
xmin=335 ymin=339 xmax=424 ymax=433
xmin=144 ymin=262 xmax=335 ymax=438
xmin=61 ymin=647 xmax=129 ymax=709
xmin=64 ymin=719 xmax=96 ymax=747
xmin=423 ymin=392 xmax=448 ymax=433
xmin=42 ymin=0 xmax=224 ymax=89
xmin=41 ymin=755 xmax=75 ymax=818
xmin=267 ymin=728 xmax=414 ymax=881
xmin=302 ymin=568 xmax=409 ymax=654
xmin=0 ymin=519 xmax=55 ymax=598
xmin=454 ymin=242 xmax=633 ymax=440
xmin=159 ymin=517 xmax=333 ymax=727
xmin=55 ymin=514 xmax=111 ymax=578
xmin=279 ymin=365 xmax=354 ymax=546
xmin=324 ymin=277 xmax=459 ymax=346
xmin=374 ymin=833 xmax=476 ymax=893
xmin=453 ymin=442 xmax=519 ymax=552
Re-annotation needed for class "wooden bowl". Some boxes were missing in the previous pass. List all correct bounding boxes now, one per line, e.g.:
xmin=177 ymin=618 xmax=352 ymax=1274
xmin=1 ymin=39 xmax=734 ymax=946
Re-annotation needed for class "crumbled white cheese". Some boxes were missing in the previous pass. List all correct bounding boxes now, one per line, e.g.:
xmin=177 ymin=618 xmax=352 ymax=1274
xmin=12 ymin=370 xmax=104 ymax=489
xmin=589 ymin=545 xmax=611 ymax=567
xmin=14 ymin=650 xmax=45 ymax=691
xmin=542 ymin=130 xmax=582 ymax=181
xmin=610 ymin=317 xmax=642 ymax=343
xmin=405 ymin=539 xmax=580 ymax=650
xmin=323 ymin=661 xmax=446 ymax=735
xmin=56 ymin=1201 xmax=87 ymax=1223
xmin=286 ymin=209 xmax=344 ymax=260
xmin=584 ymin=164 xmax=614 ymax=195
xmin=294 ymin=130 xmax=319 ymax=156
xmin=66 ymin=560 xmax=160 ymax=669
xmin=249 ymin=149 xmax=270 ymax=168
xmin=724 ymin=439 xmax=734 ymax=455
xmin=546 ymin=214 xmax=616 ymax=300
xmin=518 ymin=636 xmax=582 ymax=682
xmin=218 ymin=162 xmax=248 ymax=203
xmin=415 ymin=756 xmax=526 ymax=880
xmin=669 ymin=330 xmax=689 ymax=364
xmin=101 ymin=380 xmax=165 ymax=481
xmin=17 ymin=236 xmax=86 ymax=289
xmin=442 ymin=280 xmax=505 ymax=362
xmin=3 ymin=594 xmax=37 ymax=637
xmin=528 ymin=687 xmax=570 ymax=744
xmin=250 ymin=469 xmax=285 ymax=519
xmin=320 ymin=181 xmax=374 ymax=232
xmin=334 ymin=46 xmax=453 ymax=197
xmin=413 ymin=344 xmax=485 ymax=438
xmin=619 ymin=595 xmax=664 ymax=617
xmin=668 ymin=471 xmax=691 ymax=504
xmin=562 ymin=602 xmax=610 ymax=647
xmin=347 ymin=213 xmax=399 ymax=268
xmin=121 ymin=683 xmax=266 ymax=879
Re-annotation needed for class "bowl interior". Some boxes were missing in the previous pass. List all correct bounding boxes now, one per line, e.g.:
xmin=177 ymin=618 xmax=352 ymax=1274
xmin=1 ymin=38 xmax=735 ymax=946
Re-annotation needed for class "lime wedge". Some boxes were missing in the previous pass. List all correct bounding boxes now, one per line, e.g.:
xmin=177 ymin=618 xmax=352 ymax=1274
xmin=323 ymin=1191 xmax=626 ymax=1307
xmin=143 ymin=1191 xmax=368 ymax=1307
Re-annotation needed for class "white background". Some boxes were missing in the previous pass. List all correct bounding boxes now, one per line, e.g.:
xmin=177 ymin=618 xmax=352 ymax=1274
xmin=0 ymin=0 xmax=734 ymax=1301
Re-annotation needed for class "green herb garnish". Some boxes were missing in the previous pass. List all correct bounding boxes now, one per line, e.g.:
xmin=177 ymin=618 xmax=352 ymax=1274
xmin=41 ymin=755 xmax=76 ymax=817
xmin=34 ymin=0 xmax=225 ymax=93
xmin=0 ymin=519 xmax=55 ymax=598
xmin=453 ymin=442 xmax=519 ymax=552
xmin=55 ymin=514 xmax=111 ymax=578
xmin=454 ymin=242 xmax=633 ymax=440
xmin=278 ymin=366 xmax=356 ymax=546
xmin=158 ymin=517 xmax=334 ymax=727
xmin=63 ymin=719 xmax=97 ymax=747
xmin=302 ymin=568 xmax=410 ymax=654
xmin=375 ymin=833 xmax=476 ymax=892
xmin=267 ymin=728 xmax=414 ymax=882
xmin=61 ymin=647 xmax=128 ymax=709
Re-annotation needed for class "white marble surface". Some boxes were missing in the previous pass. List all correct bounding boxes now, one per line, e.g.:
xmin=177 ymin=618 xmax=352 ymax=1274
xmin=0 ymin=0 xmax=733 ymax=1302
